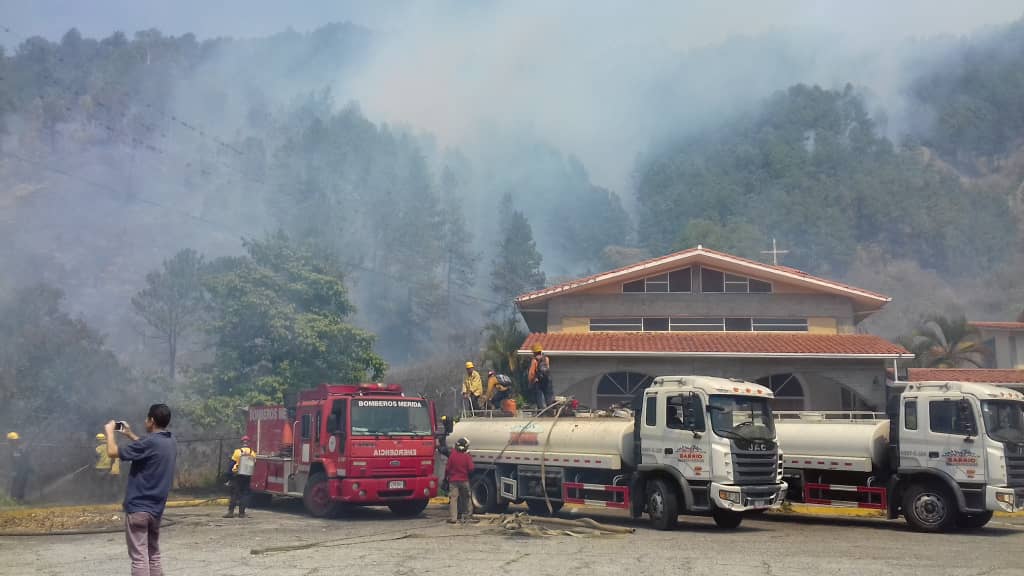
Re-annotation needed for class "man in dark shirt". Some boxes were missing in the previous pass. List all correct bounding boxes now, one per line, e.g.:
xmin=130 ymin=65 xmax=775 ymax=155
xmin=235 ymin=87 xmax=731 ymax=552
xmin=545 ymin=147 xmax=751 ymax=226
xmin=105 ymin=404 xmax=176 ymax=576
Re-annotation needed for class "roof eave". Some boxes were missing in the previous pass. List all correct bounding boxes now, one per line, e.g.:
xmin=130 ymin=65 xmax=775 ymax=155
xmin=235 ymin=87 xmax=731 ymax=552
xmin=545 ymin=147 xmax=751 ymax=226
xmin=515 ymin=248 xmax=891 ymax=305
xmin=516 ymin=350 xmax=914 ymax=359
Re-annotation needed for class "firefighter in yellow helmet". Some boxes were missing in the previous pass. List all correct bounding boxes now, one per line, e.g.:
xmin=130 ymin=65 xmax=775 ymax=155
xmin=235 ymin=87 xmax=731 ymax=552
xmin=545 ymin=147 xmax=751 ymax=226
xmin=462 ymin=361 xmax=484 ymax=412
xmin=6 ymin=431 xmax=30 ymax=501
xmin=94 ymin=432 xmax=121 ymax=501
xmin=528 ymin=343 xmax=553 ymax=409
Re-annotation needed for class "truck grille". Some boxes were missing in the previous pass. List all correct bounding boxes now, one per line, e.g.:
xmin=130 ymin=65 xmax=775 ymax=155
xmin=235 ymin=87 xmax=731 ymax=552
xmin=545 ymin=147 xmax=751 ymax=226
xmin=1007 ymin=453 xmax=1024 ymax=487
xmin=732 ymin=449 xmax=779 ymax=486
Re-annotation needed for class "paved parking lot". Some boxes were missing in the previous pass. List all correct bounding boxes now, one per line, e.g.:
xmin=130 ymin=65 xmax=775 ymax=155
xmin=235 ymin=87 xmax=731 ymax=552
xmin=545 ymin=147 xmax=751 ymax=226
xmin=1 ymin=503 xmax=1023 ymax=576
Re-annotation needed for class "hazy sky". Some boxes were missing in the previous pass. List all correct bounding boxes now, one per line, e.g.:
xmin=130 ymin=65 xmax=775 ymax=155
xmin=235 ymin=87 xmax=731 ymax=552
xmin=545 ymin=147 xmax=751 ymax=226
xmin=1 ymin=0 xmax=1020 ymax=48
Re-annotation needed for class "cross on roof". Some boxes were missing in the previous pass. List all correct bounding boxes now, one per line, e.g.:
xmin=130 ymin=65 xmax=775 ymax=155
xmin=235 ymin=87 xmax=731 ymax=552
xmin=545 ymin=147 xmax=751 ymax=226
xmin=761 ymin=238 xmax=789 ymax=266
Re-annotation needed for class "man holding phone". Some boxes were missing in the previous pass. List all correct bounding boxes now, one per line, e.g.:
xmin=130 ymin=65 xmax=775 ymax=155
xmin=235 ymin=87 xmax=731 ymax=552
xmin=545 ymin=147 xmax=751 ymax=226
xmin=105 ymin=404 xmax=176 ymax=576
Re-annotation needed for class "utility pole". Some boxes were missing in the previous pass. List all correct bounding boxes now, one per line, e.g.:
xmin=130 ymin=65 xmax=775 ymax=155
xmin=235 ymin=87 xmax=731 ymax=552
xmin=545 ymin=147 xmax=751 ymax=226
xmin=761 ymin=238 xmax=789 ymax=266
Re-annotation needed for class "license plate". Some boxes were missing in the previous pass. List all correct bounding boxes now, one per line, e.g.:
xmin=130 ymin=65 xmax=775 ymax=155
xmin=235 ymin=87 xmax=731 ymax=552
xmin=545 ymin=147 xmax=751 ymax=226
xmin=751 ymin=499 xmax=767 ymax=508
xmin=388 ymin=480 xmax=405 ymax=489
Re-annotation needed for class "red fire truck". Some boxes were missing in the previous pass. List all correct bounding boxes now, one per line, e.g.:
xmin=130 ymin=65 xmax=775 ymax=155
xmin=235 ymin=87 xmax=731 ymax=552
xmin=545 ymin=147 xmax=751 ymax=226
xmin=245 ymin=383 xmax=440 ymax=518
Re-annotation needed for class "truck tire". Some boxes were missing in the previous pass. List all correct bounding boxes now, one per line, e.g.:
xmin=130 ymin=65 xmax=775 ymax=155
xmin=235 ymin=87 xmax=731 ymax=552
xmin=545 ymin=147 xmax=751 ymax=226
xmin=470 ymin=473 xmax=499 ymax=513
xmin=526 ymin=499 xmax=563 ymax=516
xmin=956 ymin=511 xmax=993 ymax=531
xmin=903 ymin=482 xmax=955 ymax=532
xmin=249 ymin=493 xmax=273 ymax=508
xmin=388 ymin=499 xmax=429 ymax=517
xmin=303 ymin=472 xmax=340 ymax=518
xmin=712 ymin=507 xmax=743 ymax=529
xmin=646 ymin=478 xmax=679 ymax=530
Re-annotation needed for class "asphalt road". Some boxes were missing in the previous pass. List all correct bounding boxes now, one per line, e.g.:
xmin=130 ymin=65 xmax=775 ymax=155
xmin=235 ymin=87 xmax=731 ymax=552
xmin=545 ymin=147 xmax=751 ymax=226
xmin=1 ymin=503 xmax=1022 ymax=576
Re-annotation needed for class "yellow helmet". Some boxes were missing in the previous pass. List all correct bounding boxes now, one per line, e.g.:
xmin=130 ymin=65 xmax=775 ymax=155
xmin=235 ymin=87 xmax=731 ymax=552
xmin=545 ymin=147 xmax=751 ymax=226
xmin=465 ymin=361 xmax=475 ymax=369
xmin=532 ymin=343 xmax=543 ymax=353
xmin=6 ymin=431 xmax=19 ymax=441
xmin=96 ymin=433 xmax=106 ymax=441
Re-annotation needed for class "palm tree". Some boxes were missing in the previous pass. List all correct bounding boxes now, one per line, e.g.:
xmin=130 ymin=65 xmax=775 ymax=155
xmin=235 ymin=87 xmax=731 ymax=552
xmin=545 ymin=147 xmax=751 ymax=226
xmin=481 ymin=315 xmax=527 ymax=377
xmin=906 ymin=314 xmax=989 ymax=368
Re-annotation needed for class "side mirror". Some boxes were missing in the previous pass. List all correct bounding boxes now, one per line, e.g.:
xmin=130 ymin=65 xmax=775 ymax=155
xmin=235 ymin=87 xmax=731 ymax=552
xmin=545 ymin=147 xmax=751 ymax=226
xmin=327 ymin=414 xmax=339 ymax=434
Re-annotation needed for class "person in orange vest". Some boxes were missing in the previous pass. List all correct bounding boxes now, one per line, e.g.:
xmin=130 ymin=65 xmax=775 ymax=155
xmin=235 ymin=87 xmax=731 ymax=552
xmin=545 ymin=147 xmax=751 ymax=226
xmin=224 ymin=435 xmax=255 ymax=518
xmin=528 ymin=344 xmax=553 ymax=409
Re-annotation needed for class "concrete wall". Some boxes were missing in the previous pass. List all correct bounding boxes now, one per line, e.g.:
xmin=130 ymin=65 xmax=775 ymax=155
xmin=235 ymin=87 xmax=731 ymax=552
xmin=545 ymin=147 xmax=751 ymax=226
xmin=547 ymin=293 xmax=856 ymax=333
xmin=547 ymin=356 xmax=888 ymax=411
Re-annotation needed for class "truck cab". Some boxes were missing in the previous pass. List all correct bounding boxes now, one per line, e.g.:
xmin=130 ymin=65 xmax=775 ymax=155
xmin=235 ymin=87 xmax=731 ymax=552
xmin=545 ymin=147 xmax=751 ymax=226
xmin=247 ymin=383 xmax=439 ymax=518
xmin=635 ymin=376 xmax=787 ymax=528
xmin=892 ymin=381 xmax=1024 ymax=528
xmin=776 ymin=380 xmax=1024 ymax=532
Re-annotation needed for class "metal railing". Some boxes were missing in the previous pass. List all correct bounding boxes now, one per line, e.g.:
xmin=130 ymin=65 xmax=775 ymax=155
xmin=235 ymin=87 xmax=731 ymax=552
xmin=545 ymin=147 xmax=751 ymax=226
xmin=773 ymin=411 xmax=887 ymax=422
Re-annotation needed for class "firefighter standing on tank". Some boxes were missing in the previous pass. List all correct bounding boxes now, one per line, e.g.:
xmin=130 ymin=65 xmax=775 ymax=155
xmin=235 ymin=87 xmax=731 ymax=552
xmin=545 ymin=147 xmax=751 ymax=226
xmin=225 ymin=435 xmax=255 ymax=518
xmin=528 ymin=344 xmax=553 ymax=409
xmin=462 ymin=361 xmax=484 ymax=412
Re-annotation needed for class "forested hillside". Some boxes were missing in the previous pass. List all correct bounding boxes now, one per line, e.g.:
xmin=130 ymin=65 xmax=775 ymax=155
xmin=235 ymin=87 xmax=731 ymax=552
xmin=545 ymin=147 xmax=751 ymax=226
xmin=2 ymin=15 xmax=1024 ymax=429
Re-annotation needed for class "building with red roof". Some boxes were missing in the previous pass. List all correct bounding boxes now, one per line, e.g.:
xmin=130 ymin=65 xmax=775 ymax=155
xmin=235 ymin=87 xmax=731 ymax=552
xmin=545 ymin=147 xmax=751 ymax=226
xmin=969 ymin=321 xmax=1024 ymax=370
xmin=515 ymin=245 xmax=912 ymax=410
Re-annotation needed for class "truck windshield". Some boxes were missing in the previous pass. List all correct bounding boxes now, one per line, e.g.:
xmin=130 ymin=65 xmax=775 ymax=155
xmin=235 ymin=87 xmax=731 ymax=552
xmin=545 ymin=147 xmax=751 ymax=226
xmin=350 ymin=399 xmax=432 ymax=436
xmin=981 ymin=401 xmax=1024 ymax=444
xmin=708 ymin=395 xmax=775 ymax=441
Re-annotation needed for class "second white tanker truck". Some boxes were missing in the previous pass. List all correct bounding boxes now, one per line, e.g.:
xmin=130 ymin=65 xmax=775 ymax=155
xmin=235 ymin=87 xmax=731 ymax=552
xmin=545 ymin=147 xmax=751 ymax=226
xmin=446 ymin=375 xmax=787 ymax=530
xmin=775 ymin=380 xmax=1024 ymax=532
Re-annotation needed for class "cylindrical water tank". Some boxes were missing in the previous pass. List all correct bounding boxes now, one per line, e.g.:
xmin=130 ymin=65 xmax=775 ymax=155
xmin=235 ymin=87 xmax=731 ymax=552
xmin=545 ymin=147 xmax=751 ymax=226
xmin=452 ymin=417 xmax=636 ymax=467
xmin=775 ymin=420 xmax=890 ymax=469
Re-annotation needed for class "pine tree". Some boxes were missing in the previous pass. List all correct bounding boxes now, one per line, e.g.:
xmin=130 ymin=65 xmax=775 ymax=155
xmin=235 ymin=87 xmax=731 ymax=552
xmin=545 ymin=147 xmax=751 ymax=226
xmin=490 ymin=193 xmax=546 ymax=316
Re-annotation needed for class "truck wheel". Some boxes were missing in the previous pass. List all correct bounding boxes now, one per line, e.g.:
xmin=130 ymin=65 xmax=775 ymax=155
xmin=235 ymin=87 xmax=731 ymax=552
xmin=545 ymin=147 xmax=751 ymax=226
xmin=303 ymin=472 xmax=340 ymax=518
xmin=903 ymin=482 xmax=955 ymax=532
xmin=712 ymin=507 xmax=743 ymax=529
xmin=956 ymin=511 xmax=993 ymax=531
xmin=471 ymin=473 xmax=498 ymax=513
xmin=388 ymin=499 xmax=429 ymax=517
xmin=646 ymin=479 xmax=679 ymax=530
xmin=526 ymin=499 xmax=563 ymax=516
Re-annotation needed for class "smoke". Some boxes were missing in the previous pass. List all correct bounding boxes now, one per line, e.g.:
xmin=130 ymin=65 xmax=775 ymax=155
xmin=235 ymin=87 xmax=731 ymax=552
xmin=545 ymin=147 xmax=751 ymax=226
xmin=1 ymin=0 xmax=1023 ymax=367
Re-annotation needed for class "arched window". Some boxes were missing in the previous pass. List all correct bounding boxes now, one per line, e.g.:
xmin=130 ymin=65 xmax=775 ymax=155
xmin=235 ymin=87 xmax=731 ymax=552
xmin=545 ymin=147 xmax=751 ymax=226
xmin=596 ymin=372 xmax=653 ymax=409
xmin=756 ymin=373 xmax=804 ymax=411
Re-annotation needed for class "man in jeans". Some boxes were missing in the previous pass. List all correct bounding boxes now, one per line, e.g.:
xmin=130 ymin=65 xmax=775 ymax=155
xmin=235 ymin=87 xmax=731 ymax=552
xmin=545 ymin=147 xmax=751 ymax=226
xmin=105 ymin=404 xmax=177 ymax=576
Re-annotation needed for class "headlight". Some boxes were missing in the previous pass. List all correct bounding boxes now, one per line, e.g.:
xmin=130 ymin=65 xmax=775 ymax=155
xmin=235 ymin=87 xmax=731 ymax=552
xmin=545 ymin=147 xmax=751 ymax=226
xmin=996 ymin=492 xmax=1015 ymax=505
xmin=719 ymin=490 xmax=742 ymax=504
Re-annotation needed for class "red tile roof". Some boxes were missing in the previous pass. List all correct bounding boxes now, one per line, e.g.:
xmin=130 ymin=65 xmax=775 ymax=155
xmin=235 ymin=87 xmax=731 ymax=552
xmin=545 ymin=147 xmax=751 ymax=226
xmin=515 ymin=246 xmax=890 ymax=310
xmin=904 ymin=368 xmax=1024 ymax=384
xmin=970 ymin=322 xmax=1024 ymax=331
xmin=520 ymin=332 xmax=911 ymax=359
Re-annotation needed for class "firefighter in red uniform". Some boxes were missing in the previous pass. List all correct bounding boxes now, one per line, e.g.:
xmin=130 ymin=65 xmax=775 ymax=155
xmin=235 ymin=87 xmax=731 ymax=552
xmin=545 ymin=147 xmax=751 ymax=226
xmin=445 ymin=437 xmax=476 ymax=524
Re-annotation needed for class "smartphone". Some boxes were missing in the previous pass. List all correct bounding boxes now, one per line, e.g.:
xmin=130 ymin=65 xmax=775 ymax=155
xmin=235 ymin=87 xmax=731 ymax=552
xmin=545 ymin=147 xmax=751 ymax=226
xmin=114 ymin=421 xmax=126 ymax=431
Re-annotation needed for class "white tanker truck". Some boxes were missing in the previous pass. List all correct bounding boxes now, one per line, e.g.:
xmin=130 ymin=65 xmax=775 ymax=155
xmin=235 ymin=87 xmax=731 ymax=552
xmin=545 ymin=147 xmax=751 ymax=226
xmin=446 ymin=375 xmax=787 ymax=530
xmin=775 ymin=380 xmax=1024 ymax=532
